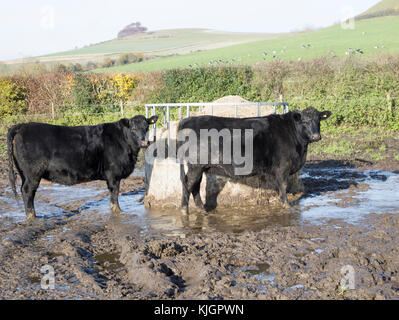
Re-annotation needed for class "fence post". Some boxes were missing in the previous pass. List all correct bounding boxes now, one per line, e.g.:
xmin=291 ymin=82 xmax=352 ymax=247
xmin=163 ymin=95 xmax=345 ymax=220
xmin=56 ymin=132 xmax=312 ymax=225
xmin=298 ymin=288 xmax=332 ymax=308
xmin=51 ymin=102 xmax=55 ymax=120
xmin=167 ymin=106 xmax=170 ymax=150
xmin=152 ymin=106 xmax=156 ymax=142
xmin=120 ymin=100 xmax=124 ymax=117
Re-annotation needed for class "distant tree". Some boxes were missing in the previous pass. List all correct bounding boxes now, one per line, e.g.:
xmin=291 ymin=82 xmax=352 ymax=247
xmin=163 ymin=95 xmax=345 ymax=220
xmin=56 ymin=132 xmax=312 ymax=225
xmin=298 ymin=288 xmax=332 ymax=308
xmin=73 ymin=63 xmax=83 ymax=72
xmin=55 ymin=63 xmax=68 ymax=73
xmin=136 ymin=52 xmax=144 ymax=62
xmin=102 ymin=58 xmax=116 ymax=68
xmin=86 ymin=61 xmax=98 ymax=70
xmin=119 ymin=53 xmax=130 ymax=65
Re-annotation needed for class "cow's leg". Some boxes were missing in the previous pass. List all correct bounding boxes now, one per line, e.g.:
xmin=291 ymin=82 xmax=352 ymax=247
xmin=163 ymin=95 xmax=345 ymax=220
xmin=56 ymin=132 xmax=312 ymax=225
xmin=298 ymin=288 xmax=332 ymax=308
xmin=275 ymin=171 xmax=290 ymax=208
xmin=191 ymin=174 xmax=205 ymax=212
xmin=181 ymin=166 xmax=204 ymax=215
xmin=181 ymin=168 xmax=190 ymax=215
xmin=185 ymin=167 xmax=205 ymax=214
xmin=107 ymin=179 xmax=121 ymax=214
xmin=21 ymin=178 xmax=40 ymax=221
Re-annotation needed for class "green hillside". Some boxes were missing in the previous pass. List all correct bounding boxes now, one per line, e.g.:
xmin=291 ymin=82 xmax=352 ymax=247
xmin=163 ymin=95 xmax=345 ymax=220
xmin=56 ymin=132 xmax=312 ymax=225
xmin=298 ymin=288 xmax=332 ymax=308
xmin=361 ymin=0 xmax=399 ymax=15
xmin=357 ymin=0 xmax=399 ymax=19
xmin=44 ymin=29 xmax=287 ymax=58
xmin=94 ymin=15 xmax=399 ymax=73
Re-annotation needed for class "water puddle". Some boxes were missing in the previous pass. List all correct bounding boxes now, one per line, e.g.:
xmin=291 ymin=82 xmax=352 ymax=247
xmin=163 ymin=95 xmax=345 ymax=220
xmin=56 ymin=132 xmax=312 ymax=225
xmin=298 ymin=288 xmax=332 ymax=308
xmin=95 ymin=252 xmax=124 ymax=272
xmin=1 ymin=167 xmax=399 ymax=236
xmin=299 ymin=169 xmax=399 ymax=225
xmin=244 ymin=263 xmax=276 ymax=285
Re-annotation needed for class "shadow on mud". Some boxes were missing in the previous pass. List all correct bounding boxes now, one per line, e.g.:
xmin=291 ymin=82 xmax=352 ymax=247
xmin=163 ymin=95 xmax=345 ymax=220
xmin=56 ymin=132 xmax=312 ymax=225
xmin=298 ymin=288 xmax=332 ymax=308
xmin=301 ymin=159 xmax=375 ymax=197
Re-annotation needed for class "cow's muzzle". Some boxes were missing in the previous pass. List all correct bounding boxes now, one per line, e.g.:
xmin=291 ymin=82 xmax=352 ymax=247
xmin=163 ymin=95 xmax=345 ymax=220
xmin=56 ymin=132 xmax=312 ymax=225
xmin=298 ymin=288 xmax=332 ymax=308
xmin=141 ymin=140 xmax=149 ymax=148
xmin=311 ymin=134 xmax=321 ymax=142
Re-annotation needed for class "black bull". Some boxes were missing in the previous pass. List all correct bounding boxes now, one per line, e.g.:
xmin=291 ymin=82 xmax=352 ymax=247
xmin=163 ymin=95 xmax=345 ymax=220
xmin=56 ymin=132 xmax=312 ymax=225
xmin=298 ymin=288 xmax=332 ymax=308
xmin=7 ymin=115 xmax=158 ymax=220
xmin=178 ymin=106 xmax=331 ymax=214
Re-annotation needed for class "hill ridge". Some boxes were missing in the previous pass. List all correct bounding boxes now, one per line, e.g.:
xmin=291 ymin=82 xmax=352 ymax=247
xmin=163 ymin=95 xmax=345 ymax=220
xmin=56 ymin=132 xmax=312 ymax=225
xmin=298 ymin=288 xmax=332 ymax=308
xmin=357 ymin=0 xmax=399 ymax=20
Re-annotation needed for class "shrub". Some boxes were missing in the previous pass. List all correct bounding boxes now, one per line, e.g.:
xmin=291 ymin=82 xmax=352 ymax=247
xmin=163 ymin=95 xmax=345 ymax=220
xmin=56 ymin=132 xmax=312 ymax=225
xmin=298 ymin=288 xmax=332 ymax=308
xmin=119 ymin=53 xmax=130 ymax=65
xmin=156 ymin=66 xmax=253 ymax=103
xmin=102 ymin=58 xmax=116 ymax=68
xmin=70 ymin=74 xmax=102 ymax=114
xmin=0 ymin=78 xmax=27 ymax=116
xmin=86 ymin=61 xmax=98 ymax=70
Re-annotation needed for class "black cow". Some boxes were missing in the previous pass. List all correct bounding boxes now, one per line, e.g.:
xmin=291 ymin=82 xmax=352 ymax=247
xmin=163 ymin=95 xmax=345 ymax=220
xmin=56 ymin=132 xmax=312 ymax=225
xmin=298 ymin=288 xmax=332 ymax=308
xmin=7 ymin=115 xmax=158 ymax=220
xmin=178 ymin=106 xmax=331 ymax=214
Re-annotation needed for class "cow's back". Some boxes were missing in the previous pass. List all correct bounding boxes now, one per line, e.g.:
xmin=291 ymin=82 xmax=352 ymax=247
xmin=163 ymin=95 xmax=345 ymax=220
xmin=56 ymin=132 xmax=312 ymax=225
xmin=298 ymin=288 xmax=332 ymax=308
xmin=177 ymin=114 xmax=304 ymax=175
xmin=12 ymin=122 xmax=105 ymax=184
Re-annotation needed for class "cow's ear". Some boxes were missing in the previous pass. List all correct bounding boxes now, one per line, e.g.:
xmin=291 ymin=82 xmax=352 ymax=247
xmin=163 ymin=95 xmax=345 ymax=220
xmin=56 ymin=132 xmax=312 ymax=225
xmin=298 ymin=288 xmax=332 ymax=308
xmin=120 ymin=118 xmax=130 ymax=127
xmin=292 ymin=112 xmax=302 ymax=122
xmin=147 ymin=116 xmax=158 ymax=125
xmin=319 ymin=111 xmax=331 ymax=121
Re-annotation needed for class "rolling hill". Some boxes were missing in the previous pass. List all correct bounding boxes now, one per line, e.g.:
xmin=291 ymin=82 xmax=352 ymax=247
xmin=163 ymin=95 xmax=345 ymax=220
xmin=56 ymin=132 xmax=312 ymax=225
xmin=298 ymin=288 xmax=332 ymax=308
xmin=94 ymin=14 xmax=399 ymax=73
xmin=2 ymin=29 xmax=288 ymax=69
xmin=3 ymin=0 xmax=399 ymax=75
xmin=357 ymin=0 xmax=399 ymax=18
xmin=46 ymin=29 xmax=287 ymax=58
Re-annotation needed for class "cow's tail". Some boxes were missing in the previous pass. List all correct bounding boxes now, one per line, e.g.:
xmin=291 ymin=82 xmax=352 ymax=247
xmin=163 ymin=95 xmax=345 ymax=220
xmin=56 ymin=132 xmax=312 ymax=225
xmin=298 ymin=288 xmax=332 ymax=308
xmin=180 ymin=162 xmax=190 ymax=202
xmin=180 ymin=163 xmax=187 ymax=187
xmin=7 ymin=125 xmax=19 ymax=199
xmin=179 ymin=140 xmax=189 ymax=196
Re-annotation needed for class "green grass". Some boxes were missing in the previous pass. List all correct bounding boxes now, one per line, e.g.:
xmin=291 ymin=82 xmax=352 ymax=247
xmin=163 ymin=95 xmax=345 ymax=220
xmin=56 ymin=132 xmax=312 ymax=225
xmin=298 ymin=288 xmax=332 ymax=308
xmin=370 ymin=152 xmax=384 ymax=161
xmin=44 ymin=29 xmax=287 ymax=58
xmin=309 ymin=139 xmax=355 ymax=157
xmin=0 ymin=142 xmax=6 ymax=158
xmin=94 ymin=15 xmax=399 ymax=73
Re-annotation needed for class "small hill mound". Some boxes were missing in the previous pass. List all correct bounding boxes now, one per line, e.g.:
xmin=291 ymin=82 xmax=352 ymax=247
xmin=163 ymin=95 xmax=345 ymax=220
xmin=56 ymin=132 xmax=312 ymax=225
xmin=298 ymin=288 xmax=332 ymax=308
xmin=194 ymin=95 xmax=274 ymax=118
xmin=357 ymin=0 xmax=399 ymax=20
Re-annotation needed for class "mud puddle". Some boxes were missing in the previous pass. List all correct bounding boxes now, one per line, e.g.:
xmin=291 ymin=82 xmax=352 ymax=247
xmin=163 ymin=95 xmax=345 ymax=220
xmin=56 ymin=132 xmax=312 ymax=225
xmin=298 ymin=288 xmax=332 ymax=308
xmin=0 ymin=167 xmax=398 ymax=237
xmin=299 ymin=168 xmax=399 ymax=226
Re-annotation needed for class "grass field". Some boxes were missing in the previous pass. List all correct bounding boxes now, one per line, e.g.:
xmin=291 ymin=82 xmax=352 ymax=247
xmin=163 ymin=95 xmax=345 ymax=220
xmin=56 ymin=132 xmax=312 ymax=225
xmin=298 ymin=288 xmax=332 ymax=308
xmin=42 ymin=29 xmax=287 ymax=59
xmin=1 ymin=29 xmax=288 ymax=74
xmin=94 ymin=15 xmax=399 ymax=73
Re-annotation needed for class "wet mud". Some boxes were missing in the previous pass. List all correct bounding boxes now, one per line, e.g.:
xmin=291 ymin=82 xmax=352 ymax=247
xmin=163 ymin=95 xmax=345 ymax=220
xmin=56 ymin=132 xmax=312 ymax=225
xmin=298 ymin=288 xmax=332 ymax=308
xmin=0 ymin=160 xmax=399 ymax=300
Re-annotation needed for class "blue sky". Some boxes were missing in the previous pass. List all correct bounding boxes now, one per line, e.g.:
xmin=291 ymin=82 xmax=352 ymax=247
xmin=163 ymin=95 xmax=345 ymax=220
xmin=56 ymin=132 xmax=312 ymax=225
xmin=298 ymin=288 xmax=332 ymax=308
xmin=0 ymin=0 xmax=379 ymax=61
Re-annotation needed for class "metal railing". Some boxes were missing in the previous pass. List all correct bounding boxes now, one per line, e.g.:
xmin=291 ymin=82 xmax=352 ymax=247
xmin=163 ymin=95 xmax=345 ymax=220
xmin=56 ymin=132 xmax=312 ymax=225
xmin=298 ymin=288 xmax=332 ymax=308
xmin=144 ymin=101 xmax=289 ymax=147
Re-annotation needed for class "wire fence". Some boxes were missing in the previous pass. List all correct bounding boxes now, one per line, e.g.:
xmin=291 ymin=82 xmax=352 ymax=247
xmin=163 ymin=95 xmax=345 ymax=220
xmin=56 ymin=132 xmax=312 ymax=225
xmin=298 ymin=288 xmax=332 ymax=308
xmin=12 ymin=93 xmax=399 ymax=116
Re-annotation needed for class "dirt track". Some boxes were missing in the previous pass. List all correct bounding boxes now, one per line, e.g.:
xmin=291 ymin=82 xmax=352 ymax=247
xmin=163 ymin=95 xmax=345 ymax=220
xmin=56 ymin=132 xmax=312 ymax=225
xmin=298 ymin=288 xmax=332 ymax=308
xmin=1 ymin=133 xmax=399 ymax=300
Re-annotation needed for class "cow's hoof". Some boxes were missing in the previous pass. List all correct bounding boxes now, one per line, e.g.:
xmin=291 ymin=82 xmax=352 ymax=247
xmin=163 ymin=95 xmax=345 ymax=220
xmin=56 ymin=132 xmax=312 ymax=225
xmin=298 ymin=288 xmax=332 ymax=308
xmin=26 ymin=210 xmax=36 ymax=222
xmin=181 ymin=208 xmax=189 ymax=215
xmin=110 ymin=203 xmax=122 ymax=215
xmin=198 ymin=207 xmax=207 ymax=214
xmin=282 ymin=202 xmax=291 ymax=209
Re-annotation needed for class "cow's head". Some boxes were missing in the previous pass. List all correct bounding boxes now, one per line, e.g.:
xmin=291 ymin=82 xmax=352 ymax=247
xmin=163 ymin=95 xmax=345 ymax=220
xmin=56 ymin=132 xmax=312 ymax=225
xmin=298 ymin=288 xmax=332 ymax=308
xmin=128 ymin=115 xmax=158 ymax=148
xmin=292 ymin=106 xmax=331 ymax=143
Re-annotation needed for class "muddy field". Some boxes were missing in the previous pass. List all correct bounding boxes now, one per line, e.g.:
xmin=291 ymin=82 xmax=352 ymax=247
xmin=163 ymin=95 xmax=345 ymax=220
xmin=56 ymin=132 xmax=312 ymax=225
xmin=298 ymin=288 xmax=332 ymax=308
xmin=1 ymin=133 xmax=399 ymax=300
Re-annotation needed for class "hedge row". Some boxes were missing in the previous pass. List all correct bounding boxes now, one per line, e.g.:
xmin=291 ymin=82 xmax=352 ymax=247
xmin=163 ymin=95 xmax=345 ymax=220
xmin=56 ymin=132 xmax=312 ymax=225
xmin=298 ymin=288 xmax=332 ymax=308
xmin=1 ymin=55 xmax=399 ymax=130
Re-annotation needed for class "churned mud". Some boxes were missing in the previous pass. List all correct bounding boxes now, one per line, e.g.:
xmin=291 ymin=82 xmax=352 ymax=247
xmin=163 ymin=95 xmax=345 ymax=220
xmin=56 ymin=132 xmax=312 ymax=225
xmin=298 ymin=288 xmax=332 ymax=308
xmin=1 ymin=138 xmax=399 ymax=299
